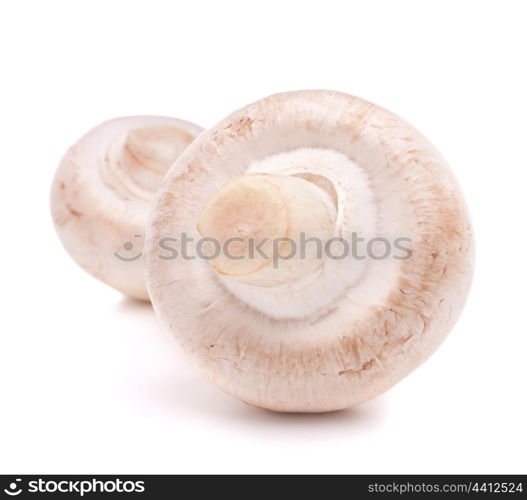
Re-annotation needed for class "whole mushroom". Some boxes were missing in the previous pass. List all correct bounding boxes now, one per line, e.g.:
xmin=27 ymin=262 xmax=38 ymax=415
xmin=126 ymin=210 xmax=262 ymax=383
xmin=51 ymin=116 xmax=203 ymax=300
xmin=145 ymin=90 xmax=474 ymax=412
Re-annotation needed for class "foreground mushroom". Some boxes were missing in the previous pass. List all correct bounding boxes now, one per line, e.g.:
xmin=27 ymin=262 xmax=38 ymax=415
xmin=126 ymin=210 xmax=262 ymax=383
xmin=51 ymin=116 xmax=203 ymax=300
xmin=145 ymin=91 xmax=474 ymax=412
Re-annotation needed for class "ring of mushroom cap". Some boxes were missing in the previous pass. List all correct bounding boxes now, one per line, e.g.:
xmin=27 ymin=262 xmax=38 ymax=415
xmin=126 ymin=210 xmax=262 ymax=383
xmin=145 ymin=91 xmax=474 ymax=412
xmin=51 ymin=116 xmax=203 ymax=300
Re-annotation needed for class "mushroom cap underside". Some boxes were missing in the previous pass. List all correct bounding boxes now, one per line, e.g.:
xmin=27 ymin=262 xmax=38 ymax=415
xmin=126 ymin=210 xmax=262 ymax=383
xmin=51 ymin=115 xmax=203 ymax=300
xmin=145 ymin=91 xmax=474 ymax=412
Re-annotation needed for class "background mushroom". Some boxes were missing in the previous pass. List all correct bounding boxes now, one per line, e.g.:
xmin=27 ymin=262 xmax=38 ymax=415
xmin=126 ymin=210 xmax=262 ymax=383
xmin=145 ymin=90 xmax=474 ymax=412
xmin=51 ymin=116 xmax=203 ymax=301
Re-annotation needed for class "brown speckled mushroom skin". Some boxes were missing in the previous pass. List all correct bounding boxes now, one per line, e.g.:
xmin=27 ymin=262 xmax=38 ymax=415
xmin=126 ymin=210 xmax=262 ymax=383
xmin=145 ymin=91 xmax=474 ymax=412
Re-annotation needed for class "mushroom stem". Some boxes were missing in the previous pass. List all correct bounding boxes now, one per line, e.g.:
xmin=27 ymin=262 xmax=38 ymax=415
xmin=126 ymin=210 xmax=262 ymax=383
xmin=103 ymin=125 xmax=197 ymax=201
xmin=197 ymin=173 xmax=337 ymax=286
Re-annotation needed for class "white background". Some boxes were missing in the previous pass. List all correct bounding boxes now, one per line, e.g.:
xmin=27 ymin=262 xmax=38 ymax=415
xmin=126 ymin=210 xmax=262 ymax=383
xmin=1 ymin=0 xmax=526 ymax=474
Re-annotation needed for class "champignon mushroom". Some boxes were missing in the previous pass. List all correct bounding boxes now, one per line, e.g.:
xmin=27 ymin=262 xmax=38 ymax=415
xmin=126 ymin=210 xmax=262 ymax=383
xmin=51 ymin=116 xmax=203 ymax=300
xmin=144 ymin=91 xmax=474 ymax=412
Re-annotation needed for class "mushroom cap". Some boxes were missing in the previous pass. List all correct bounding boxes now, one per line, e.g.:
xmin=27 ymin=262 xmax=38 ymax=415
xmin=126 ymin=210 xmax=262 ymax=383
xmin=145 ymin=91 xmax=474 ymax=412
xmin=51 ymin=116 xmax=203 ymax=301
